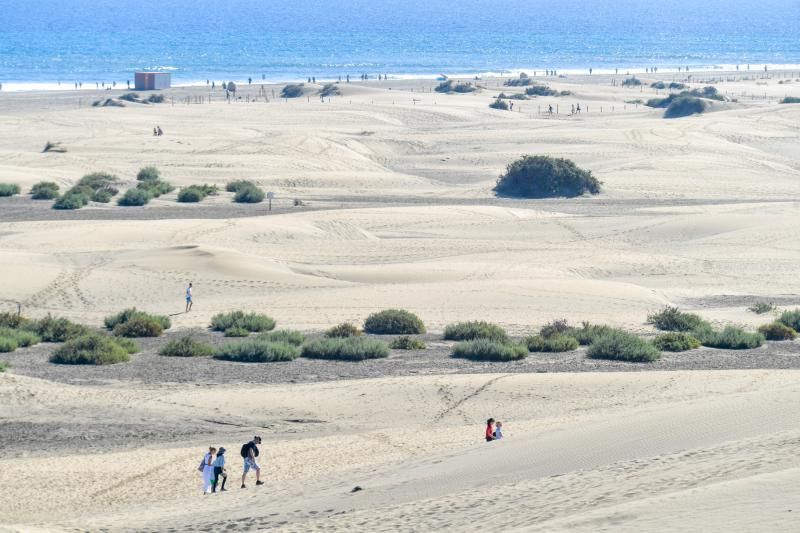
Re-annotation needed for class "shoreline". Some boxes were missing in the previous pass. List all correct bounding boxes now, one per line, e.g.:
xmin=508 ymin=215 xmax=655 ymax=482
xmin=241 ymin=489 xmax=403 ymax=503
xmin=2 ymin=62 xmax=800 ymax=93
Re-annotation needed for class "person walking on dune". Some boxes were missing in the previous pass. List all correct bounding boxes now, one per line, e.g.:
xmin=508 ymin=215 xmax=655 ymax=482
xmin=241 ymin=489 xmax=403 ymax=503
xmin=185 ymin=282 xmax=193 ymax=312
xmin=199 ymin=446 xmax=216 ymax=494
xmin=241 ymin=436 xmax=264 ymax=488
xmin=212 ymin=447 xmax=228 ymax=492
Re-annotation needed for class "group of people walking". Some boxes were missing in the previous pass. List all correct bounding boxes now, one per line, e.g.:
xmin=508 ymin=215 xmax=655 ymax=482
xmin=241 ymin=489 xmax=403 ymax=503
xmin=199 ymin=436 xmax=264 ymax=494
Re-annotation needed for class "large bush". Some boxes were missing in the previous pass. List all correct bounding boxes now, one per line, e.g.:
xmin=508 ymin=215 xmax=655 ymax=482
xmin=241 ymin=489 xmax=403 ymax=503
xmin=319 ymin=83 xmax=341 ymax=97
xmin=693 ymin=325 xmax=764 ymax=350
xmin=136 ymin=179 xmax=174 ymax=198
xmin=489 ymin=98 xmax=509 ymax=110
xmin=30 ymin=181 xmax=60 ymax=200
xmin=525 ymin=85 xmax=558 ymax=97
xmin=0 ymin=327 xmax=40 ymax=348
xmin=281 ymin=84 xmax=305 ymax=98
xmin=494 ymin=155 xmax=601 ymax=198
xmin=118 ymin=188 xmax=153 ymax=206
xmin=257 ymin=330 xmax=306 ymax=346
xmin=364 ymin=309 xmax=425 ymax=335
xmin=113 ymin=316 xmax=164 ymax=337
xmin=622 ymin=77 xmax=642 ymax=87
xmin=210 ymin=311 xmax=275 ymax=332
xmin=177 ymin=185 xmax=218 ymax=203
xmin=225 ymin=180 xmax=256 ymax=193
xmin=160 ymin=336 xmax=215 ymax=357
xmin=105 ymin=308 xmax=171 ymax=330
xmin=136 ymin=166 xmax=161 ymax=181
xmin=652 ymin=332 xmax=700 ymax=352
xmin=758 ymin=322 xmax=797 ymax=341
xmin=325 ymin=322 xmax=362 ymax=338
xmin=778 ymin=309 xmax=800 ymax=331
xmin=22 ymin=315 xmax=88 ymax=342
xmin=664 ymin=96 xmax=707 ymax=118
xmin=234 ymin=185 xmax=265 ymax=203
xmin=443 ymin=321 xmax=508 ymax=342
xmin=504 ymin=78 xmax=532 ymax=87
xmin=451 ymin=339 xmax=527 ymax=361
xmin=539 ymin=318 xmax=571 ymax=339
xmin=50 ymin=334 xmax=131 ymax=365
xmin=53 ymin=191 xmax=90 ymax=210
xmin=647 ymin=307 xmax=707 ymax=332
xmin=565 ymin=322 xmax=614 ymax=345
xmin=215 ymin=339 xmax=298 ymax=362
xmin=525 ymin=334 xmax=579 ymax=352
xmin=0 ymin=184 xmax=21 ymax=197
xmin=587 ymin=330 xmax=660 ymax=362
xmin=390 ymin=336 xmax=426 ymax=350
xmin=435 ymin=80 xmax=476 ymax=93
xmin=301 ymin=337 xmax=389 ymax=361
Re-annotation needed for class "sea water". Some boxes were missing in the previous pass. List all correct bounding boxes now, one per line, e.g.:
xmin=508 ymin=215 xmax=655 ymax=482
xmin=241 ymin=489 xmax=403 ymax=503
xmin=1 ymin=0 xmax=799 ymax=90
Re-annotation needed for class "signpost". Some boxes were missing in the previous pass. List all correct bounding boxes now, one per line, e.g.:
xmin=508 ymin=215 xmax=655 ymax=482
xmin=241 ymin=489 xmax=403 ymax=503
xmin=266 ymin=191 xmax=275 ymax=212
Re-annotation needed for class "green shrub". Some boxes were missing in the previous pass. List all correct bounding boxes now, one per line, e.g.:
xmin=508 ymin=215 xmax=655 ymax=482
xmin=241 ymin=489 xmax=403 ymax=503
xmin=0 ymin=184 xmax=21 ymax=197
xmin=647 ymin=306 xmax=707 ymax=332
xmin=694 ymin=325 xmax=764 ymax=350
xmin=113 ymin=316 xmax=164 ymax=337
xmin=0 ymin=327 xmax=40 ymax=348
xmin=565 ymin=322 xmax=614 ymax=345
xmin=780 ymin=97 xmax=800 ymax=104
xmin=0 ymin=361 xmax=8 ymax=372
xmin=214 ymin=339 xmax=299 ymax=362
xmin=113 ymin=337 xmax=140 ymax=354
xmin=664 ymin=96 xmax=707 ymax=118
xmin=118 ymin=188 xmax=153 ymax=206
xmin=22 ymin=314 xmax=88 ymax=342
xmin=30 ymin=181 xmax=60 ymax=200
xmin=210 ymin=311 xmax=275 ymax=332
xmin=224 ymin=326 xmax=250 ymax=337
xmin=257 ymin=329 xmax=306 ymax=346
xmin=587 ymin=330 xmax=660 ymax=362
xmin=435 ymin=80 xmax=476 ymax=93
xmin=325 ymin=322 xmax=362 ymax=338
xmin=443 ymin=321 xmax=508 ymax=342
xmin=652 ymin=332 xmax=701 ymax=352
xmin=539 ymin=318 xmax=571 ymax=338
xmin=778 ymin=309 xmax=800 ymax=331
xmin=177 ymin=185 xmax=218 ymax=203
xmin=53 ymin=191 xmax=90 ymax=210
xmin=104 ymin=308 xmax=170 ymax=330
xmin=525 ymin=334 xmax=579 ymax=352
xmin=363 ymin=309 xmax=425 ymax=335
xmin=748 ymin=302 xmax=775 ymax=314
xmin=498 ymin=92 xmax=528 ymax=100
xmin=91 ymin=188 xmax=116 ymax=203
xmin=233 ymin=185 xmax=265 ymax=203
xmin=451 ymin=339 xmax=527 ymax=361
xmin=504 ymin=78 xmax=532 ymax=87
xmin=0 ymin=337 xmax=18 ymax=352
xmin=622 ymin=77 xmax=642 ymax=87
xmin=225 ymin=180 xmax=256 ymax=193
xmin=281 ymin=84 xmax=305 ymax=98
xmin=758 ymin=322 xmax=797 ymax=341
xmin=301 ymin=337 xmax=389 ymax=361
xmin=489 ymin=98 xmax=509 ymax=110
xmin=525 ymin=85 xmax=558 ymax=96
xmin=136 ymin=166 xmax=160 ymax=181
xmin=390 ymin=336 xmax=426 ymax=350
xmin=137 ymin=179 xmax=174 ymax=198
xmin=319 ymin=83 xmax=341 ymax=97
xmin=148 ymin=94 xmax=165 ymax=104
xmin=494 ymin=155 xmax=601 ymax=198
xmin=77 ymin=172 xmax=117 ymax=191
xmin=50 ymin=334 xmax=130 ymax=365
xmin=0 ymin=312 xmax=27 ymax=329
xmin=159 ymin=336 xmax=214 ymax=357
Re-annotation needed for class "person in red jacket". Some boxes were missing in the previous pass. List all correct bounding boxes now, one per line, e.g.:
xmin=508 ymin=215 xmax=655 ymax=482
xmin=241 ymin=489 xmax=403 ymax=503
xmin=485 ymin=418 xmax=495 ymax=442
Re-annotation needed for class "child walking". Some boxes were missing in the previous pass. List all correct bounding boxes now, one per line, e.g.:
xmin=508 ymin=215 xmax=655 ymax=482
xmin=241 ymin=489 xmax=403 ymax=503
xmin=212 ymin=447 xmax=228 ymax=492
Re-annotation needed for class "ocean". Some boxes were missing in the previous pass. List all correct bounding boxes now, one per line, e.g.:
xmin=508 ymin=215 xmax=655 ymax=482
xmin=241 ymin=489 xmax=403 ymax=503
xmin=1 ymin=0 xmax=799 ymax=90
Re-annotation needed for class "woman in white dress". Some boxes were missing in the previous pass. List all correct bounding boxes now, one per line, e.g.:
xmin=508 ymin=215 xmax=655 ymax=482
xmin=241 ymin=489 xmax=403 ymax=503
xmin=200 ymin=447 xmax=216 ymax=494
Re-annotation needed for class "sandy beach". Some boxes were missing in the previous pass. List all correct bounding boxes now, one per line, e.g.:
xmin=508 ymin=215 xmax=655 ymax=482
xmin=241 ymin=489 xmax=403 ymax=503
xmin=1 ymin=72 xmax=800 ymax=531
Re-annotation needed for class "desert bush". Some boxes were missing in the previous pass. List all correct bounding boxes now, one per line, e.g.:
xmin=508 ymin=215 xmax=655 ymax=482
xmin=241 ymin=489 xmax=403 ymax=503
xmin=113 ymin=337 xmax=140 ymax=354
xmin=50 ymin=334 xmax=131 ymax=365
xmin=77 ymin=172 xmax=118 ymax=191
xmin=504 ymin=78 xmax=532 ymax=87
xmin=692 ymin=86 xmax=723 ymax=101
xmin=43 ymin=141 xmax=67 ymax=153
xmin=443 ymin=321 xmax=508 ymax=342
xmin=664 ymin=96 xmax=707 ymax=118
xmin=525 ymin=334 xmax=579 ymax=352
xmin=319 ymin=83 xmax=341 ymax=97
xmin=651 ymin=81 xmax=667 ymax=89
xmin=587 ymin=330 xmax=660 ymax=362
xmin=0 ymin=327 xmax=40 ymax=348
xmin=758 ymin=322 xmax=797 ymax=341
xmin=22 ymin=314 xmax=88 ymax=343
xmin=177 ymin=185 xmax=218 ymax=203
xmin=90 ymin=188 xmax=116 ymax=203
xmin=622 ymin=77 xmax=642 ymax=87
xmin=30 ymin=181 xmax=60 ymax=199
xmin=495 ymin=155 xmax=601 ymax=198
xmin=120 ymin=92 xmax=141 ymax=102
xmin=92 ymin=98 xmax=125 ymax=107
xmin=748 ymin=301 xmax=775 ymax=314
xmin=136 ymin=166 xmax=161 ymax=182
xmin=647 ymin=306 xmax=707 ymax=332
xmin=693 ymin=325 xmax=764 ymax=349
xmin=215 ymin=339 xmax=298 ymax=362
xmin=325 ymin=322 xmax=362 ymax=338
xmin=257 ymin=330 xmax=306 ymax=346
xmin=105 ymin=308 xmax=170 ymax=330
xmin=224 ymin=326 xmax=250 ymax=337
xmin=564 ymin=322 xmax=614 ymax=345
xmin=0 ymin=184 xmax=21 ymax=197
xmin=281 ymin=84 xmax=305 ymax=98
xmin=646 ymin=94 xmax=678 ymax=108
xmin=525 ymin=85 xmax=558 ymax=97
xmin=780 ymin=97 xmax=800 ymax=104
xmin=451 ymin=339 xmax=527 ymax=361
xmin=435 ymin=80 xmax=476 ymax=93
xmin=539 ymin=318 xmax=571 ymax=339
xmin=498 ymin=92 xmax=528 ymax=100
xmin=390 ymin=336 xmax=426 ymax=350
xmin=118 ymin=188 xmax=152 ymax=206
xmin=364 ymin=309 xmax=425 ymax=335
xmin=148 ymin=94 xmax=165 ymax=103
xmin=0 ymin=337 xmax=19 ymax=352
xmin=234 ymin=185 xmax=265 ymax=203
xmin=0 ymin=312 xmax=27 ymax=329
xmin=301 ymin=337 xmax=389 ymax=361
xmin=489 ymin=98 xmax=509 ymax=110
xmin=113 ymin=316 xmax=164 ymax=337
xmin=652 ymin=332 xmax=701 ymax=352
xmin=136 ymin=179 xmax=174 ymax=198
xmin=53 ymin=191 xmax=90 ymax=209
xmin=210 ymin=311 xmax=275 ymax=333
xmin=777 ymin=309 xmax=800 ymax=331
xmin=225 ymin=180 xmax=256 ymax=193
xmin=160 ymin=336 xmax=214 ymax=357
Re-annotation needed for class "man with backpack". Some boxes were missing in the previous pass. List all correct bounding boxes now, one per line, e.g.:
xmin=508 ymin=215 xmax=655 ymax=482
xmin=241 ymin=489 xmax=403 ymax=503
xmin=240 ymin=436 xmax=264 ymax=488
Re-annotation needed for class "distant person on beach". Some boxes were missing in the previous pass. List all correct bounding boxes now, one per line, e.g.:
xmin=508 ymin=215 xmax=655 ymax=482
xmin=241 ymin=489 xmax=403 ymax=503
xmin=153 ymin=127 xmax=157 ymax=136
xmin=157 ymin=125 xmax=163 ymax=136
xmin=200 ymin=447 xmax=216 ymax=494
xmin=241 ymin=436 xmax=264 ymax=488
xmin=185 ymin=282 xmax=193 ymax=312
xmin=576 ymin=103 xmax=581 ymax=113
xmin=548 ymin=104 xmax=553 ymax=114
xmin=212 ymin=447 xmax=228 ymax=492
xmin=485 ymin=418 xmax=495 ymax=442
xmin=494 ymin=421 xmax=504 ymax=439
